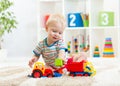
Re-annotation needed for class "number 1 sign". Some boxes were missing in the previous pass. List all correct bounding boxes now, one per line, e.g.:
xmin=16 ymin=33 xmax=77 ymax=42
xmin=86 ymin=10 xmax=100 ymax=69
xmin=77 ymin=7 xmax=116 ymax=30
xmin=68 ymin=13 xmax=84 ymax=27
xmin=98 ymin=11 xmax=114 ymax=26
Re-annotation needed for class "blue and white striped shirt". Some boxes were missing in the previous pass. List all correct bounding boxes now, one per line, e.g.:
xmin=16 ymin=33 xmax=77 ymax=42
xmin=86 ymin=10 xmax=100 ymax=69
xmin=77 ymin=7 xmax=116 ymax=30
xmin=33 ymin=38 xmax=66 ymax=67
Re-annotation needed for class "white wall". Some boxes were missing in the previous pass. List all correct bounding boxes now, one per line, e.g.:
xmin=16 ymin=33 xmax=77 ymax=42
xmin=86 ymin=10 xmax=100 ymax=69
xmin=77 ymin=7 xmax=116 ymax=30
xmin=2 ymin=0 xmax=38 ymax=58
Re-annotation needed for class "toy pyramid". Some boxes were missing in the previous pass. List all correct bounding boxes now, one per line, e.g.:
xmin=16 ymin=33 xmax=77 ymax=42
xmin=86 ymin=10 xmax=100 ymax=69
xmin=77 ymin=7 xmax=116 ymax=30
xmin=93 ymin=45 xmax=100 ymax=57
xmin=103 ymin=37 xmax=115 ymax=58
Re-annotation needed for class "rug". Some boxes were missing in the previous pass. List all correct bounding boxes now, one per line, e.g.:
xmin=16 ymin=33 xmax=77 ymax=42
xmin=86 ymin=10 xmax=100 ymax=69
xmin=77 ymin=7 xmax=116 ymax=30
xmin=0 ymin=58 xmax=120 ymax=86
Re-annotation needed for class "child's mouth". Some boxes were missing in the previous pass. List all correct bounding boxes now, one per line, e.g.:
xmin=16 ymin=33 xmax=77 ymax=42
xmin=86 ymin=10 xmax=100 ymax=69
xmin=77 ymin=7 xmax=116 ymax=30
xmin=53 ymin=37 xmax=57 ymax=39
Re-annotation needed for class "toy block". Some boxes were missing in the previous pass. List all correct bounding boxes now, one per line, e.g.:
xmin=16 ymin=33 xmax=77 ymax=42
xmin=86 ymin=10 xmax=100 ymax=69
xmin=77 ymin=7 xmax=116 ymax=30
xmin=68 ymin=13 xmax=83 ymax=27
xmin=98 ymin=11 xmax=114 ymax=26
xmin=54 ymin=72 xmax=62 ymax=77
xmin=55 ymin=58 xmax=63 ymax=67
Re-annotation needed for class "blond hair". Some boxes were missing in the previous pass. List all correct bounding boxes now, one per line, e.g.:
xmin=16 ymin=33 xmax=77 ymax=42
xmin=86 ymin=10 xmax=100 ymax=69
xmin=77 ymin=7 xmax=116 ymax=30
xmin=46 ymin=14 xmax=66 ymax=29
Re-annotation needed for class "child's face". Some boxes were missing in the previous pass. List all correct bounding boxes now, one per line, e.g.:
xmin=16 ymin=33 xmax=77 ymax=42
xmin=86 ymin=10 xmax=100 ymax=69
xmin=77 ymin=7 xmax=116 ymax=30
xmin=46 ymin=22 xmax=64 ymax=43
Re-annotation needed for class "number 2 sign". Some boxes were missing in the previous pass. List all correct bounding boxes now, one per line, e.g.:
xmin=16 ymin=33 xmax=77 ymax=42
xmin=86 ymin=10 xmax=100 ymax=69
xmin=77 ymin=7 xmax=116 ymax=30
xmin=98 ymin=11 xmax=114 ymax=26
xmin=68 ymin=13 xmax=84 ymax=27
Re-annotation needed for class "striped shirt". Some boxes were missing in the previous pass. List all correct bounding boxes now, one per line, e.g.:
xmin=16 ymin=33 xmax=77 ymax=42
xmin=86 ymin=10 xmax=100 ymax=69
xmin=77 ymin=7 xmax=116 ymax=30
xmin=33 ymin=38 xmax=66 ymax=67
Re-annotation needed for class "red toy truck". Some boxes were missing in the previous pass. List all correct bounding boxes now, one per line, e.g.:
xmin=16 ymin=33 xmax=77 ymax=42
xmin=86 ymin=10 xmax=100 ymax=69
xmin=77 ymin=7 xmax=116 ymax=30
xmin=64 ymin=58 xmax=96 ymax=76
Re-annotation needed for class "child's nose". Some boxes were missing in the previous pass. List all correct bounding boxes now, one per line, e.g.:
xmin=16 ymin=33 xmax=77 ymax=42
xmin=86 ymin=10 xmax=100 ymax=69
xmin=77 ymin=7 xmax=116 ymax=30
xmin=55 ymin=33 xmax=59 ymax=36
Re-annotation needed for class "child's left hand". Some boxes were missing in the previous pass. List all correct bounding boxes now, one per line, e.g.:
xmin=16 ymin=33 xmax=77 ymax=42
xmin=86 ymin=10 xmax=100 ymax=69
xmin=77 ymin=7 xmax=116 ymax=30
xmin=71 ymin=52 xmax=87 ymax=62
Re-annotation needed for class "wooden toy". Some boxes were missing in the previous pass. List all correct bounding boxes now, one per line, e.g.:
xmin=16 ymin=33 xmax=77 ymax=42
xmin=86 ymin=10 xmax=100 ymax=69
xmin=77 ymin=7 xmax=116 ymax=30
xmin=67 ymin=33 xmax=89 ymax=53
xmin=80 ymin=35 xmax=86 ymax=51
xmin=103 ymin=37 xmax=115 ymax=58
xmin=93 ymin=45 xmax=100 ymax=57
xmin=67 ymin=41 xmax=71 ymax=54
xmin=74 ymin=38 xmax=78 ymax=53
xmin=68 ymin=13 xmax=83 ymax=27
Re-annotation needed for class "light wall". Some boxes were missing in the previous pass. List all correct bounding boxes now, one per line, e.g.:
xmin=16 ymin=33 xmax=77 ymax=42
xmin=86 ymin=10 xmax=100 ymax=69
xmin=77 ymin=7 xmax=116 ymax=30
xmin=2 ymin=0 xmax=38 ymax=57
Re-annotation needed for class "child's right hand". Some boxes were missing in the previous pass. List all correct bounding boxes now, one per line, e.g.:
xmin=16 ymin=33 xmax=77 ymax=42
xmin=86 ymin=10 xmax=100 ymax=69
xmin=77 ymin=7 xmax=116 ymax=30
xmin=28 ymin=56 xmax=39 ymax=68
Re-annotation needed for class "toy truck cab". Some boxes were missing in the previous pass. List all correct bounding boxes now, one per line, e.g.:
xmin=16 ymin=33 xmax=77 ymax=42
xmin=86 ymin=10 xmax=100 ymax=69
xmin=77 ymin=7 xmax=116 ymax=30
xmin=83 ymin=61 xmax=96 ymax=76
xmin=32 ymin=62 xmax=53 ymax=78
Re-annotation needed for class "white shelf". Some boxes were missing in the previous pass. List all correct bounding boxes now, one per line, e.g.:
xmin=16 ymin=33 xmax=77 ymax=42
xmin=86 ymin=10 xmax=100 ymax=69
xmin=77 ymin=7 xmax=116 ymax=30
xmin=90 ymin=26 xmax=119 ymax=29
xmin=66 ymin=27 xmax=89 ymax=30
xmin=37 ymin=0 xmax=120 ymax=58
xmin=38 ymin=0 xmax=62 ymax=2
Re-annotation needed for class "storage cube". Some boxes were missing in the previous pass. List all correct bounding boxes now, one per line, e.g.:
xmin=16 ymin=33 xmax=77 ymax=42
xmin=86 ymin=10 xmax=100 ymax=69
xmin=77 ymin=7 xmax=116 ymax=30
xmin=98 ymin=11 xmax=114 ymax=26
xmin=68 ymin=13 xmax=84 ymax=27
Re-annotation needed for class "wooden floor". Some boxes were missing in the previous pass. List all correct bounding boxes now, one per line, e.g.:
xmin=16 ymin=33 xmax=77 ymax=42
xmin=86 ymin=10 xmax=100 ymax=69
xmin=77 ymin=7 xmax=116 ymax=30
xmin=0 ymin=58 xmax=120 ymax=86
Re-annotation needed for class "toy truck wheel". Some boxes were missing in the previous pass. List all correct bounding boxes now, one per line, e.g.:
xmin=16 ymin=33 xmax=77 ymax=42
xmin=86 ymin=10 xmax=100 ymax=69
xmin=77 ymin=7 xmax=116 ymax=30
xmin=83 ymin=73 xmax=90 ymax=76
xmin=69 ymin=72 xmax=76 ymax=77
xmin=45 ymin=69 xmax=53 ymax=77
xmin=32 ymin=70 xmax=43 ymax=78
xmin=47 ymin=74 xmax=53 ymax=77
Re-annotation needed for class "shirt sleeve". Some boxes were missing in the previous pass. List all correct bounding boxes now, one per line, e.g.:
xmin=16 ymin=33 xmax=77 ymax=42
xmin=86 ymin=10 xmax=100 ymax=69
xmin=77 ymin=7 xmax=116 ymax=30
xmin=33 ymin=42 xmax=42 ymax=57
xmin=57 ymin=40 xmax=66 ymax=51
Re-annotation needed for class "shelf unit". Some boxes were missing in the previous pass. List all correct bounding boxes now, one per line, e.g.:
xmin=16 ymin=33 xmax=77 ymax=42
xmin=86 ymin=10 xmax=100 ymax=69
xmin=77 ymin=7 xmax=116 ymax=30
xmin=36 ymin=0 xmax=120 ymax=58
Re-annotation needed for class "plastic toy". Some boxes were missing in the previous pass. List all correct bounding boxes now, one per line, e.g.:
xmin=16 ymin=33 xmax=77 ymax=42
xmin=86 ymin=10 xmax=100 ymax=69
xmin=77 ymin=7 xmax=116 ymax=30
xmin=55 ymin=58 xmax=63 ymax=67
xmin=63 ymin=57 xmax=96 ymax=76
xmin=32 ymin=62 xmax=53 ymax=78
xmin=31 ymin=62 xmax=62 ymax=78
xmin=54 ymin=57 xmax=96 ymax=77
xmin=31 ymin=57 xmax=96 ymax=78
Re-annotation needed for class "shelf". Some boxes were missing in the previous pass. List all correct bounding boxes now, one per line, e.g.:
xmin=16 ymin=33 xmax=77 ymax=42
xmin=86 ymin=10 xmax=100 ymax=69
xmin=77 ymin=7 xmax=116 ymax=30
xmin=37 ymin=0 xmax=120 ymax=58
xmin=66 ymin=27 xmax=89 ymax=30
xmin=90 ymin=26 xmax=119 ymax=29
xmin=38 ymin=0 xmax=62 ymax=2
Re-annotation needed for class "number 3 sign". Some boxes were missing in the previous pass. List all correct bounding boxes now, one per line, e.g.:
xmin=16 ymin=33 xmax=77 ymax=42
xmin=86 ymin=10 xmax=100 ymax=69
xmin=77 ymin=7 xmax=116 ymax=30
xmin=98 ymin=11 xmax=114 ymax=26
xmin=68 ymin=13 xmax=84 ymax=27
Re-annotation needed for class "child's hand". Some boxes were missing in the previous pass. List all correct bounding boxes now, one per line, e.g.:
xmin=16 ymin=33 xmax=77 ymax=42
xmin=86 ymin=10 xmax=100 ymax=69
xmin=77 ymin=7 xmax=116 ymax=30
xmin=45 ymin=65 xmax=56 ymax=71
xmin=28 ymin=56 xmax=39 ymax=68
xmin=62 ymin=59 xmax=66 ymax=65
xmin=71 ymin=52 xmax=87 ymax=62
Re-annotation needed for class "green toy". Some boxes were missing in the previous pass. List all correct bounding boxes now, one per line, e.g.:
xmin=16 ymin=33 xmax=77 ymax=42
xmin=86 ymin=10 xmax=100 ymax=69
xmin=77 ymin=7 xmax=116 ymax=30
xmin=55 ymin=58 xmax=63 ymax=67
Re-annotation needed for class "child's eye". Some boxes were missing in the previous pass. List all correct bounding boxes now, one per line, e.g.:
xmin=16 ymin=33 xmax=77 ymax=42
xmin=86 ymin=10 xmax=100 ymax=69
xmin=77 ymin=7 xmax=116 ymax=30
xmin=59 ymin=32 xmax=62 ymax=34
xmin=53 ymin=30 xmax=57 ymax=32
